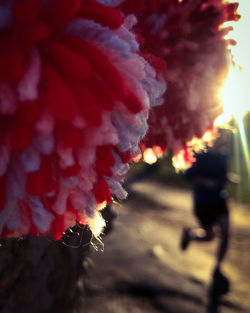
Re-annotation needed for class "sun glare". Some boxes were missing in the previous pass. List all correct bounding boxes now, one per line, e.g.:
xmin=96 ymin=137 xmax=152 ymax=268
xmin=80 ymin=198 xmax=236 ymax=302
xmin=143 ymin=148 xmax=158 ymax=164
xmin=215 ymin=0 xmax=250 ymax=126
xmin=215 ymin=0 xmax=250 ymax=188
xmin=215 ymin=65 xmax=249 ymax=126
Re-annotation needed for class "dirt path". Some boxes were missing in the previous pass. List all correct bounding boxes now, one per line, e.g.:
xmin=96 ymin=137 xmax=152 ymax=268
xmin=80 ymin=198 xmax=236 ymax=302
xmin=82 ymin=180 xmax=250 ymax=313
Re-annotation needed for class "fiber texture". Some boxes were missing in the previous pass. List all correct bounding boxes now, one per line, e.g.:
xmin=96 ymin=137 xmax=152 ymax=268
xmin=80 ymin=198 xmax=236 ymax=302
xmin=0 ymin=0 xmax=165 ymax=239
xmin=118 ymin=0 xmax=239 ymax=164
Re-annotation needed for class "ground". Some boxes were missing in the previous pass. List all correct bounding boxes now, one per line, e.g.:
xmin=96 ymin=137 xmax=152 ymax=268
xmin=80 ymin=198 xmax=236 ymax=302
xmin=82 ymin=180 xmax=250 ymax=313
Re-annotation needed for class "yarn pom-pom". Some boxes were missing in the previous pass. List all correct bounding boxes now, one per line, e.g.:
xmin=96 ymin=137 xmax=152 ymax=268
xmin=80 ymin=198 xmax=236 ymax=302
xmin=118 ymin=0 xmax=240 ymax=166
xmin=0 ymin=0 xmax=166 ymax=239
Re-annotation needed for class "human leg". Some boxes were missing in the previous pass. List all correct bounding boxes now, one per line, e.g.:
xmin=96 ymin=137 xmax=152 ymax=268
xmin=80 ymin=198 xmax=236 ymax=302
xmin=180 ymin=225 xmax=214 ymax=250
xmin=214 ymin=213 xmax=230 ymax=270
xmin=180 ymin=203 xmax=216 ymax=251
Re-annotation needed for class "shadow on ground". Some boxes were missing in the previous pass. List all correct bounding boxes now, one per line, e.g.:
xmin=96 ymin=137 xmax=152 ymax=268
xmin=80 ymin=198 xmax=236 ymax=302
xmin=207 ymin=270 xmax=243 ymax=313
xmin=113 ymin=279 xmax=243 ymax=313
xmin=84 ymin=182 xmax=250 ymax=313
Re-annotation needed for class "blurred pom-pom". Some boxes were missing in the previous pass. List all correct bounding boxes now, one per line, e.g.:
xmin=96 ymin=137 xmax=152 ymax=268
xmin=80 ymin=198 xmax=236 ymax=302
xmin=118 ymin=0 xmax=240 ymax=166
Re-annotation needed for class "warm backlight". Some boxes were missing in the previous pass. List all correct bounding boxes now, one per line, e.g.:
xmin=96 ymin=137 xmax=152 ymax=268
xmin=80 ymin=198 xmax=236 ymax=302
xmin=215 ymin=0 xmax=250 ymax=126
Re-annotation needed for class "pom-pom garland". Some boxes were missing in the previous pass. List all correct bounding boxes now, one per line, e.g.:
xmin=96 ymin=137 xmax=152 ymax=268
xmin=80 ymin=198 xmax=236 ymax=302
xmin=0 ymin=0 xmax=166 ymax=239
xmin=118 ymin=0 xmax=240 ymax=161
xmin=0 ymin=0 xmax=240 ymax=239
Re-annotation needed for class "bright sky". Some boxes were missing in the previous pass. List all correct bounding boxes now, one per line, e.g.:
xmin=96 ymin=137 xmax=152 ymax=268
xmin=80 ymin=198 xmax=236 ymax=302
xmin=215 ymin=0 xmax=250 ymax=125
xmin=230 ymin=0 xmax=250 ymax=71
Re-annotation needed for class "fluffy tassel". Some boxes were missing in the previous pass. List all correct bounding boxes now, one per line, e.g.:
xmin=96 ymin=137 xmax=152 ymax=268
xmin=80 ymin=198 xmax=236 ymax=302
xmin=0 ymin=0 xmax=166 ymax=239
xmin=118 ymin=0 xmax=240 ymax=164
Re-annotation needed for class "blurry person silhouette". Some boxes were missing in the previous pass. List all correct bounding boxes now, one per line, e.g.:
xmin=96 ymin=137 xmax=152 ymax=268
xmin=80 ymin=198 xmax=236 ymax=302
xmin=180 ymin=129 xmax=235 ymax=276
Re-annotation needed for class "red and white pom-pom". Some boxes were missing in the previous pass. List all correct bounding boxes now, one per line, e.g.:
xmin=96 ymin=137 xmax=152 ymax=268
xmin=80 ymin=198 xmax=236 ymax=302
xmin=0 ymin=0 xmax=166 ymax=239
xmin=118 ymin=0 xmax=239 ymax=164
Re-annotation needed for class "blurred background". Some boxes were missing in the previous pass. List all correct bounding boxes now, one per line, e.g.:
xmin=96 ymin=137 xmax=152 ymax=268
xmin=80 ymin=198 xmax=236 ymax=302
xmin=139 ymin=112 xmax=250 ymax=204
xmin=83 ymin=113 xmax=250 ymax=313
xmin=82 ymin=1 xmax=250 ymax=311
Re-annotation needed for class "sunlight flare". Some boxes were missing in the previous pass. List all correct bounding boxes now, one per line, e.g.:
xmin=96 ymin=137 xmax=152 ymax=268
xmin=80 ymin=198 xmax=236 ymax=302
xmin=237 ymin=119 xmax=250 ymax=182
xmin=215 ymin=0 xmax=250 ymax=126
xmin=143 ymin=148 xmax=158 ymax=164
